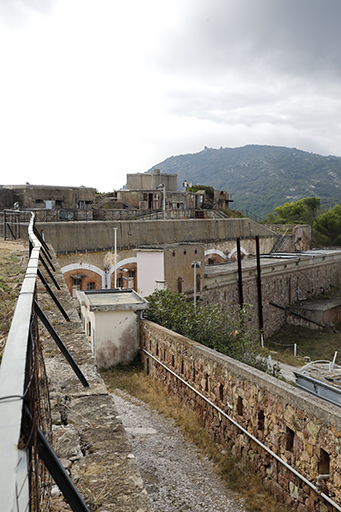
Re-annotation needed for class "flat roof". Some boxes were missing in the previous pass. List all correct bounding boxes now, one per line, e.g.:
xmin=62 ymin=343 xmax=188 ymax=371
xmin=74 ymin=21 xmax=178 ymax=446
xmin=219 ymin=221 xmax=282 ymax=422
xmin=205 ymin=249 xmax=341 ymax=279
xmin=83 ymin=289 xmax=149 ymax=312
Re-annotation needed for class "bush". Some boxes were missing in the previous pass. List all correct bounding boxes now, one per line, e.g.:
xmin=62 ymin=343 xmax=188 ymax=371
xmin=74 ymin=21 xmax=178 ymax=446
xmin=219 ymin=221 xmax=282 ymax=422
xmin=145 ymin=289 xmax=278 ymax=376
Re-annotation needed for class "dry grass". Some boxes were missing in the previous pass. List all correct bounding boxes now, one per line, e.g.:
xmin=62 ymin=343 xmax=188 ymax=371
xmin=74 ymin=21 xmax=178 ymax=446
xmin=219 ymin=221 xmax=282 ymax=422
xmin=101 ymin=363 xmax=289 ymax=512
xmin=264 ymin=284 xmax=341 ymax=366
xmin=265 ymin=321 xmax=341 ymax=367
xmin=0 ymin=244 xmax=27 ymax=359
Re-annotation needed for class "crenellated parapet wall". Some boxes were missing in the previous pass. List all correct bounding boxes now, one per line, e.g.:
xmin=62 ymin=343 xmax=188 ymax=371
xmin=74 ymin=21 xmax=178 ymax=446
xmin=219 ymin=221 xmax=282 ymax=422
xmin=141 ymin=319 xmax=341 ymax=511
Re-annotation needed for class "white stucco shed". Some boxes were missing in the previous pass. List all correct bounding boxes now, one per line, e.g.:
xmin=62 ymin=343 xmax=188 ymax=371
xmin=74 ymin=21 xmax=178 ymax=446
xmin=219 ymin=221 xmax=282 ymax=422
xmin=78 ymin=289 xmax=149 ymax=368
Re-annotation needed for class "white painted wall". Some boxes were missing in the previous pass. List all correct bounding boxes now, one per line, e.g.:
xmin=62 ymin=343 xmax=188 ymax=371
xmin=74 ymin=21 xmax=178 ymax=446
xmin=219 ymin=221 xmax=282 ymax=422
xmin=80 ymin=302 xmax=139 ymax=368
xmin=137 ymin=250 xmax=165 ymax=297
xmin=92 ymin=310 xmax=139 ymax=368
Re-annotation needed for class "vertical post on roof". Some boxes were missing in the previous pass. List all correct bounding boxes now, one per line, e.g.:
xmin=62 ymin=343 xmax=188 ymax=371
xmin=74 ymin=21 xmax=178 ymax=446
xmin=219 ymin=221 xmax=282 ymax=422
xmin=256 ymin=235 xmax=264 ymax=334
xmin=236 ymin=237 xmax=243 ymax=308
xmin=114 ymin=227 xmax=118 ymax=288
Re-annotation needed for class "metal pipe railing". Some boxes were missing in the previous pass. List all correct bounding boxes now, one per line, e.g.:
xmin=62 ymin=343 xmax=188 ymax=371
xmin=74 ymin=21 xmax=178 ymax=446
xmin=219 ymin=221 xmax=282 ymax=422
xmin=142 ymin=348 xmax=341 ymax=512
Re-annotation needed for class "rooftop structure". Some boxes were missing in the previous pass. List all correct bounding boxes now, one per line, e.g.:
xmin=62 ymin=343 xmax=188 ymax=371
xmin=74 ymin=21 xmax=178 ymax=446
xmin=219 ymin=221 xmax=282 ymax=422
xmin=295 ymin=356 xmax=341 ymax=408
xmin=0 ymin=184 xmax=96 ymax=210
xmin=78 ymin=289 xmax=149 ymax=368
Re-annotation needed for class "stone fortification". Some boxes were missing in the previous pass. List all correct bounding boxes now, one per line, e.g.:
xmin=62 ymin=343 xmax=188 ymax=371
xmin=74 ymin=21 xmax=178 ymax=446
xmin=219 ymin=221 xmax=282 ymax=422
xmin=141 ymin=319 xmax=341 ymax=511
xmin=201 ymin=251 xmax=341 ymax=338
xmin=36 ymin=218 xmax=276 ymax=254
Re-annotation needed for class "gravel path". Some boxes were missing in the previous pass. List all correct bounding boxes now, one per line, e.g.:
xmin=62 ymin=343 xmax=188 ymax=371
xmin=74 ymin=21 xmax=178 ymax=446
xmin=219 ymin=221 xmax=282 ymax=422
xmin=112 ymin=391 xmax=246 ymax=512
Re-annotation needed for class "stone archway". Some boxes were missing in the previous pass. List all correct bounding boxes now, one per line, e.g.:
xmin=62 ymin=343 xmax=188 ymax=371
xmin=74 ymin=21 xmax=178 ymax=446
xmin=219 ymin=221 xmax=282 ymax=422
xmin=61 ymin=263 xmax=105 ymax=295
xmin=228 ymin=246 xmax=248 ymax=261
xmin=204 ymin=249 xmax=227 ymax=265
xmin=109 ymin=257 xmax=137 ymax=290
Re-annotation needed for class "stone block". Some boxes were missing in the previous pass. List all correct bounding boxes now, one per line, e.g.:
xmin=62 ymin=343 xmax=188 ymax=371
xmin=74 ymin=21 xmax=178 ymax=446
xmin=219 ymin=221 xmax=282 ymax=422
xmin=307 ymin=420 xmax=320 ymax=438
xmin=289 ymin=481 xmax=299 ymax=499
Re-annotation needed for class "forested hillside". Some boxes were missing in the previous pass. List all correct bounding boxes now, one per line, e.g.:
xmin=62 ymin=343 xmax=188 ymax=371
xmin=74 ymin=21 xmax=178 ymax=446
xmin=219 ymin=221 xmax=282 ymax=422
xmin=148 ymin=145 xmax=341 ymax=218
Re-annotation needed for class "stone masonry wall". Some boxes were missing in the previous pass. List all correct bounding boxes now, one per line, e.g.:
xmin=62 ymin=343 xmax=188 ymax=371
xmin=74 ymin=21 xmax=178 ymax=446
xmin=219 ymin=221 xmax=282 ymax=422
xmin=141 ymin=319 xmax=341 ymax=511
xmin=200 ymin=258 xmax=341 ymax=338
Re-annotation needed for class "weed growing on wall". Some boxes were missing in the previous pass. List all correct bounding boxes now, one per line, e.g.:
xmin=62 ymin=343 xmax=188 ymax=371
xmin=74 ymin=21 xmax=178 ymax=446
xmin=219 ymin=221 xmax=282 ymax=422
xmin=145 ymin=289 xmax=280 ymax=376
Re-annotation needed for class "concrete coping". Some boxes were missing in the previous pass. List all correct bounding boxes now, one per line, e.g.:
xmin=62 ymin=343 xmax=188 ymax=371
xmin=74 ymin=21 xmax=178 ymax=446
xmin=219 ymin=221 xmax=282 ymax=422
xmin=81 ymin=288 xmax=149 ymax=312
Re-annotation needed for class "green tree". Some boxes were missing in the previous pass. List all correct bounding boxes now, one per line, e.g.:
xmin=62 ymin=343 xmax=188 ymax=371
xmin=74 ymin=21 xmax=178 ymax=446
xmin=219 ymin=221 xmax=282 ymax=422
xmin=313 ymin=204 xmax=341 ymax=246
xmin=264 ymin=197 xmax=321 ymax=225
xmin=145 ymin=289 xmax=280 ymax=376
xmin=187 ymin=184 xmax=215 ymax=200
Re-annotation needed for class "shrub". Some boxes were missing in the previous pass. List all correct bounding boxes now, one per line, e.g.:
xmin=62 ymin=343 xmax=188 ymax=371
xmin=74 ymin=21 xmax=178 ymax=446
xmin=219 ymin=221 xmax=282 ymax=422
xmin=145 ymin=289 xmax=279 ymax=376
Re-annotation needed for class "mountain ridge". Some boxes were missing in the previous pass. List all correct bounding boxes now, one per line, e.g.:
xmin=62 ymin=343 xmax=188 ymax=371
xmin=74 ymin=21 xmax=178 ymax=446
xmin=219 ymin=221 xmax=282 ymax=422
xmin=147 ymin=145 xmax=341 ymax=218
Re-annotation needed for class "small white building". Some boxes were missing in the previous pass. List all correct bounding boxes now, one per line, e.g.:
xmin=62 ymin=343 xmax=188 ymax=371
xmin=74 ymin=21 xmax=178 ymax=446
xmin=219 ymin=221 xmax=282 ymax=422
xmin=78 ymin=289 xmax=149 ymax=368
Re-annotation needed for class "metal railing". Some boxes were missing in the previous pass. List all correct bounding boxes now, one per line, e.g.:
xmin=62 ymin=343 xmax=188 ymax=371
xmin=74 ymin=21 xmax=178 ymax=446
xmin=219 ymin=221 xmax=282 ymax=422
xmin=0 ymin=209 xmax=31 ymax=240
xmin=239 ymin=209 xmax=264 ymax=223
xmin=142 ymin=348 xmax=341 ymax=512
xmin=0 ymin=213 xmax=90 ymax=512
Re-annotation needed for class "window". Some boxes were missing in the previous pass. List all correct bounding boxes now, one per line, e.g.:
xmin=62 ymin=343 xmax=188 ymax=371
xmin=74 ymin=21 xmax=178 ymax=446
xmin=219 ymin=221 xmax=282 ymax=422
xmin=55 ymin=200 xmax=63 ymax=207
xmin=257 ymin=410 xmax=265 ymax=431
xmin=128 ymin=271 xmax=134 ymax=289
xmin=237 ymin=396 xmax=243 ymax=416
xmin=87 ymin=282 xmax=95 ymax=290
xmin=286 ymin=427 xmax=295 ymax=451
xmin=204 ymin=373 xmax=209 ymax=392
xmin=319 ymin=448 xmax=330 ymax=475
xmin=72 ymin=279 xmax=81 ymax=298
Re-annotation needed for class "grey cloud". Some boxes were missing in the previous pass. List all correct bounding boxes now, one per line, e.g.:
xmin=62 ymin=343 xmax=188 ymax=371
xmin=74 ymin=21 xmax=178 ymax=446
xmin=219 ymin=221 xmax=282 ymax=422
xmin=154 ymin=0 xmax=341 ymax=80
xmin=149 ymin=0 xmax=341 ymax=155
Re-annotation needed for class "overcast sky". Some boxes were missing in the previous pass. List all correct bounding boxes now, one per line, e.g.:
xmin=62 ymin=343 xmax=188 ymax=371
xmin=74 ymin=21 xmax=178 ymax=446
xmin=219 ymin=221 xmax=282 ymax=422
xmin=1 ymin=0 xmax=341 ymax=192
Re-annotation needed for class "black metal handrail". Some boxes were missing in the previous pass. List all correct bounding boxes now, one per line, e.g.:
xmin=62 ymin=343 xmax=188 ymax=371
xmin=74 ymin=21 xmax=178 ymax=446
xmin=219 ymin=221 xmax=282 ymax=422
xmin=0 ymin=213 xmax=90 ymax=512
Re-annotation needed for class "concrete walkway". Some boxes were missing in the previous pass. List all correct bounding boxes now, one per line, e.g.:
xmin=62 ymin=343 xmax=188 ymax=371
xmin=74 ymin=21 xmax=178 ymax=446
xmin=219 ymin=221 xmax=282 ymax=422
xmin=274 ymin=360 xmax=301 ymax=382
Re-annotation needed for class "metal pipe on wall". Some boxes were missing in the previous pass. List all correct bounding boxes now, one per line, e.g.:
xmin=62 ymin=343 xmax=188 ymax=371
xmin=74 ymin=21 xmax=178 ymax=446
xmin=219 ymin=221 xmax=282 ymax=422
xmin=142 ymin=348 xmax=341 ymax=512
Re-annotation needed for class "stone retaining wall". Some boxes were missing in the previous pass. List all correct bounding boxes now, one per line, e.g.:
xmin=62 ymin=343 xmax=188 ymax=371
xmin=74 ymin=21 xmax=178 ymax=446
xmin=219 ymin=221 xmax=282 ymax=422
xmin=201 ymin=255 xmax=341 ymax=338
xmin=141 ymin=319 xmax=341 ymax=511
xmin=36 ymin=218 xmax=276 ymax=254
